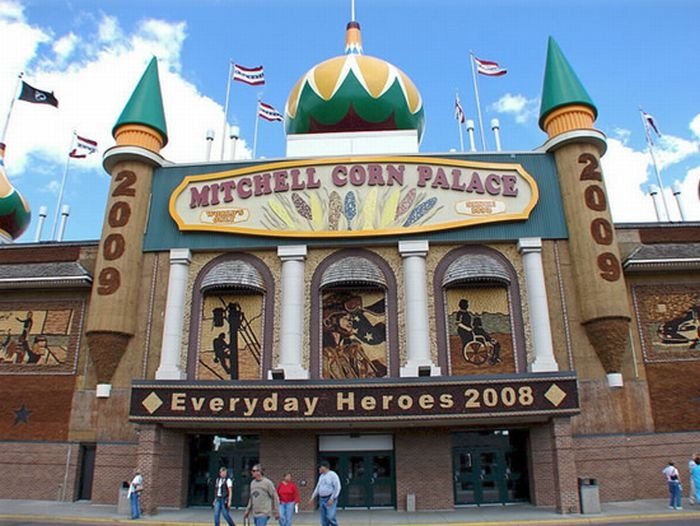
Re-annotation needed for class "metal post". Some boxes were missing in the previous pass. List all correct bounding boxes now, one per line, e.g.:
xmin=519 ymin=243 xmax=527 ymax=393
xmin=34 ymin=205 xmax=47 ymax=242
xmin=491 ymin=118 xmax=502 ymax=151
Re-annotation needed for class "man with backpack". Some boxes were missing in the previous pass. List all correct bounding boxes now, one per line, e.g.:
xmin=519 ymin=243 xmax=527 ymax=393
xmin=213 ymin=466 xmax=235 ymax=526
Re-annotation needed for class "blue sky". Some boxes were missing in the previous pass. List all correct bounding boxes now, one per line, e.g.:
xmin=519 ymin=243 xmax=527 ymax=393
xmin=1 ymin=0 xmax=698 ymax=241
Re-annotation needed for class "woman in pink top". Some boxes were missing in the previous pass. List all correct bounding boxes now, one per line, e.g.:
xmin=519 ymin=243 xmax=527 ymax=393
xmin=277 ymin=473 xmax=300 ymax=526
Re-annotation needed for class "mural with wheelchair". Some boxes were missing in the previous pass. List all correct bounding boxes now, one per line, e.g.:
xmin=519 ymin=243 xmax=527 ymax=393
xmin=0 ymin=304 xmax=80 ymax=373
xmin=321 ymin=289 xmax=388 ymax=379
xmin=446 ymin=288 xmax=514 ymax=375
xmin=197 ymin=292 xmax=264 ymax=380
xmin=633 ymin=284 xmax=700 ymax=362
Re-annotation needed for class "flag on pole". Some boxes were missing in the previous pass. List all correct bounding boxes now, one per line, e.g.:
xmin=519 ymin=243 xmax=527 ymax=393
xmin=69 ymin=135 xmax=98 ymax=158
xmin=258 ymin=101 xmax=283 ymax=122
xmin=454 ymin=95 xmax=465 ymax=123
xmin=233 ymin=64 xmax=265 ymax=85
xmin=642 ymin=110 xmax=661 ymax=137
xmin=18 ymin=81 xmax=59 ymax=107
xmin=473 ymin=56 xmax=507 ymax=77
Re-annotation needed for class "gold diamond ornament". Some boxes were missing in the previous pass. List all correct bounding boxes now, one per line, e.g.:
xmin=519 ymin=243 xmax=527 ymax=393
xmin=142 ymin=392 xmax=164 ymax=414
xmin=544 ymin=384 xmax=567 ymax=407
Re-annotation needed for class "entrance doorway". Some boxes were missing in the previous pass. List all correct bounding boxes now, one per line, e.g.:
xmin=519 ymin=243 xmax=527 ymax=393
xmin=76 ymin=443 xmax=96 ymax=501
xmin=319 ymin=452 xmax=395 ymax=508
xmin=188 ymin=434 xmax=259 ymax=508
xmin=452 ymin=430 xmax=529 ymax=506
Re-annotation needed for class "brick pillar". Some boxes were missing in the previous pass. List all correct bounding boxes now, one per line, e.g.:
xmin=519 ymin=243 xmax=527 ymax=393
xmin=551 ymin=417 xmax=579 ymax=514
xmin=135 ymin=424 xmax=162 ymax=515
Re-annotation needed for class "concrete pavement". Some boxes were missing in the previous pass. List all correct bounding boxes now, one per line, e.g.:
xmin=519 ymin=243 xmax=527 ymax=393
xmin=0 ymin=498 xmax=698 ymax=525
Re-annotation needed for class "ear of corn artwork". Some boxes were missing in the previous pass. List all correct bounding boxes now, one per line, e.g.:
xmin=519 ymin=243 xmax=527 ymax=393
xmin=261 ymin=187 xmax=444 ymax=231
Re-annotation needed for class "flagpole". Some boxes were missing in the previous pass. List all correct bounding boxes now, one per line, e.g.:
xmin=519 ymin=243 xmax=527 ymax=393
xmin=469 ymin=52 xmax=487 ymax=151
xmin=639 ymin=108 xmax=671 ymax=221
xmin=455 ymin=91 xmax=464 ymax=152
xmin=220 ymin=60 xmax=234 ymax=160
xmin=51 ymin=132 xmax=76 ymax=240
xmin=252 ymin=96 xmax=261 ymax=159
xmin=1 ymin=72 xmax=23 ymax=146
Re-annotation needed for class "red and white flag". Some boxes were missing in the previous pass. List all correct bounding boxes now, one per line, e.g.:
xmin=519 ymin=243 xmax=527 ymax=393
xmin=454 ymin=95 xmax=465 ymax=123
xmin=642 ymin=110 xmax=661 ymax=137
xmin=69 ymin=135 xmax=98 ymax=158
xmin=473 ymin=56 xmax=507 ymax=77
xmin=233 ymin=64 xmax=265 ymax=86
xmin=258 ymin=101 xmax=283 ymax=122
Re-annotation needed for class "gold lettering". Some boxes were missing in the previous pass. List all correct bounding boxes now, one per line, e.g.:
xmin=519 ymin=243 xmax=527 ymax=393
xmin=360 ymin=396 xmax=377 ymax=411
xmin=210 ymin=398 xmax=224 ymax=412
xmin=439 ymin=394 xmax=454 ymax=409
xmin=382 ymin=395 xmax=394 ymax=410
xmin=337 ymin=392 xmax=355 ymax=411
xmin=191 ymin=397 xmax=206 ymax=411
xmin=243 ymin=398 xmax=258 ymax=416
xmin=172 ymin=393 xmax=186 ymax=411
xmin=283 ymin=398 xmax=299 ymax=412
xmin=263 ymin=393 xmax=278 ymax=412
xmin=303 ymin=397 xmax=319 ymax=416
xmin=397 ymin=395 xmax=413 ymax=410
xmin=418 ymin=394 xmax=435 ymax=410
xmin=229 ymin=398 xmax=241 ymax=412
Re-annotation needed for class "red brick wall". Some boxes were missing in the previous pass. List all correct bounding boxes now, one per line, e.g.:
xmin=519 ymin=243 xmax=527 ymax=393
xmin=645 ymin=362 xmax=700 ymax=432
xmin=260 ymin=430 xmax=317 ymax=511
xmin=574 ymin=431 xmax=700 ymax=501
xmin=395 ymin=428 xmax=453 ymax=511
xmin=91 ymin=442 xmax=137 ymax=504
xmin=0 ymin=441 xmax=79 ymax=500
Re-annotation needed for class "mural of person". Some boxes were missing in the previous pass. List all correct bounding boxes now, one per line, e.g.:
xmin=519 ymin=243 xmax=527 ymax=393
xmin=16 ymin=310 xmax=33 ymax=343
xmin=322 ymin=292 xmax=387 ymax=379
xmin=455 ymin=299 xmax=474 ymax=348
xmin=212 ymin=332 xmax=231 ymax=374
xmin=226 ymin=302 xmax=243 ymax=380
xmin=473 ymin=317 xmax=502 ymax=365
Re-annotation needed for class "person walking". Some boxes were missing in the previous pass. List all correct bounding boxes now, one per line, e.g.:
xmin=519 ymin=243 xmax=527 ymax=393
xmin=691 ymin=454 xmax=700 ymax=505
xmin=310 ymin=461 xmax=341 ymax=526
xmin=213 ymin=467 xmax=235 ymax=526
xmin=662 ymin=461 xmax=683 ymax=510
xmin=277 ymin=473 xmax=300 ymax=526
xmin=127 ymin=471 xmax=144 ymax=520
xmin=243 ymin=464 xmax=280 ymax=526
xmin=689 ymin=453 xmax=698 ymax=505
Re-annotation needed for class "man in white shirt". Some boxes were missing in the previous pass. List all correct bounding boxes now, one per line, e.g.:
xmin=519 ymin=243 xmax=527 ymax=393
xmin=662 ymin=462 xmax=682 ymax=510
xmin=310 ymin=461 xmax=341 ymax=526
xmin=126 ymin=471 xmax=143 ymax=519
xmin=213 ymin=466 xmax=235 ymax=526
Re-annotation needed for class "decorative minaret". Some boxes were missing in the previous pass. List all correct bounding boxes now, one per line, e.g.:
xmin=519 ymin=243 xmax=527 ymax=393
xmin=0 ymin=143 xmax=31 ymax=243
xmin=539 ymin=38 xmax=630 ymax=387
xmin=86 ymin=57 xmax=168 ymax=394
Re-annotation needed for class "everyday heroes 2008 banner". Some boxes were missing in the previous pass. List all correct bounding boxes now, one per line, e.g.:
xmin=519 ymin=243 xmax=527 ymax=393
xmin=169 ymin=157 xmax=538 ymax=238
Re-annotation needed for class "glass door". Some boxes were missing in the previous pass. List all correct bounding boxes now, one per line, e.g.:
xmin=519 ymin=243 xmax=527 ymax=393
xmin=453 ymin=447 xmax=509 ymax=505
xmin=319 ymin=451 xmax=395 ymax=508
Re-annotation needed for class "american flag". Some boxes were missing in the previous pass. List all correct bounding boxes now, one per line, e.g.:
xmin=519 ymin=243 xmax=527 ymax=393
xmin=233 ymin=64 xmax=265 ymax=86
xmin=69 ymin=135 xmax=98 ymax=158
xmin=454 ymin=95 xmax=465 ymax=123
xmin=473 ymin=56 xmax=507 ymax=77
xmin=258 ymin=101 xmax=283 ymax=122
xmin=642 ymin=110 xmax=661 ymax=137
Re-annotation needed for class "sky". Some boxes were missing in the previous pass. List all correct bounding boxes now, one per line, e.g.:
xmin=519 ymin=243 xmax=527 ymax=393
xmin=0 ymin=0 xmax=698 ymax=242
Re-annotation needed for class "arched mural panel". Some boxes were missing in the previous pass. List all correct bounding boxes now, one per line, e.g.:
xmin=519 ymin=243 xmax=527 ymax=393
xmin=321 ymin=287 xmax=388 ymax=379
xmin=446 ymin=286 xmax=514 ymax=375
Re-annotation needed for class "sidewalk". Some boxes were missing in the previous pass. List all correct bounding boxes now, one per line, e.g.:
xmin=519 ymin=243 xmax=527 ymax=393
xmin=0 ymin=498 xmax=698 ymax=525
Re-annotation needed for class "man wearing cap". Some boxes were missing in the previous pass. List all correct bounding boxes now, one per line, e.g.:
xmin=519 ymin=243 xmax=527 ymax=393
xmin=310 ymin=461 xmax=341 ymax=526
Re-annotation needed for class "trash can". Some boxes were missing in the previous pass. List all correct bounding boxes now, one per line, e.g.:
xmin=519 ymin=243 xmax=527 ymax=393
xmin=117 ymin=481 xmax=130 ymax=515
xmin=406 ymin=493 xmax=416 ymax=512
xmin=578 ymin=477 xmax=600 ymax=514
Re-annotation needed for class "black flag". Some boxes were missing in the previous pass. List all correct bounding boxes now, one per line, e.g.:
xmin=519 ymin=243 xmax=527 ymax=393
xmin=19 ymin=81 xmax=59 ymax=108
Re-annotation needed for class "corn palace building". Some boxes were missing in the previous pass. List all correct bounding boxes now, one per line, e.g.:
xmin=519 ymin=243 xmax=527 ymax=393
xmin=0 ymin=19 xmax=698 ymax=515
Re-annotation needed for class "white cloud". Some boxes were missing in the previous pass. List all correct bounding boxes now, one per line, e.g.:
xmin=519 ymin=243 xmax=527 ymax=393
xmin=654 ymin=134 xmax=699 ymax=170
xmin=491 ymin=93 xmax=539 ymax=124
xmin=601 ymin=138 xmax=658 ymax=223
xmin=672 ymin=167 xmax=700 ymax=221
xmin=52 ymin=32 xmax=79 ymax=65
xmin=690 ymin=113 xmax=700 ymax=139
xmin=0 ymin=0 xmax=24 ymax=22
xmin=612 ymin=128 xmax=631 ymax=145
xmin=0 ymin=9 xmax=250 ymax=180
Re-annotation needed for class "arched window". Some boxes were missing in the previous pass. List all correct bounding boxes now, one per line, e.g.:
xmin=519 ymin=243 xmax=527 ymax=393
xmin=187 ymin=254 xmax=274 ymax=380
xmin=434 ymin=247 xmax=526 ymax=375
xmin=310 ymin=250 xmax=399 ymax=379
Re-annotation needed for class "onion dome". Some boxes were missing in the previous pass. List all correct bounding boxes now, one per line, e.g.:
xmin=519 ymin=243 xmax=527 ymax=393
xmin=285 ymin=21 xmax=425 ymax=141
xmin=0 ymin=143 xmax=31 ymax=243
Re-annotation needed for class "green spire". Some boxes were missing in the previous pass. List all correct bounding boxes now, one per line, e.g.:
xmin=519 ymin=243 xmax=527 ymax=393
xmin=539 ymin=37 xmax=597 ymax=130
xmin=113 ymin=57 xmax=168 ymax=145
